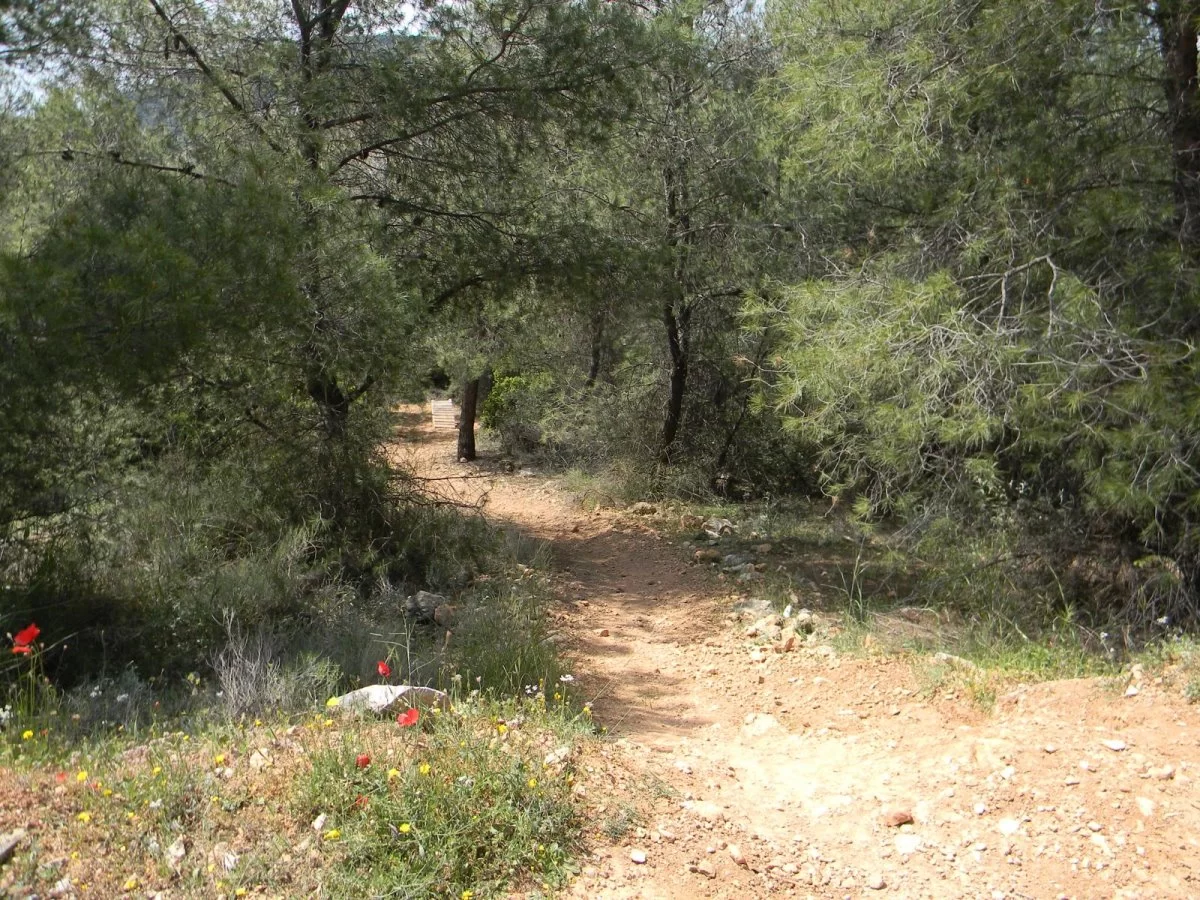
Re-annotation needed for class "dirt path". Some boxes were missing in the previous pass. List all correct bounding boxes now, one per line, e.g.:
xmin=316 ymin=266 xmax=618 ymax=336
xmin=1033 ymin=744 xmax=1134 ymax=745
xmin=396 ymin=411 xmax=1200 ymax=900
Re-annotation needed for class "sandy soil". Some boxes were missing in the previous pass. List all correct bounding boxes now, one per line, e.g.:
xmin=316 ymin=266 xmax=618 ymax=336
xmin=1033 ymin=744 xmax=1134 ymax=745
xmin=395 ymin=410 xmax=1200 ymax=900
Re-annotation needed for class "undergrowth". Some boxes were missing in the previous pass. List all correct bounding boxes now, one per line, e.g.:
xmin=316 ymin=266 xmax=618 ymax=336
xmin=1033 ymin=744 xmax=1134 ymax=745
xmin=0 ymin=505 xmax=591 ymax=898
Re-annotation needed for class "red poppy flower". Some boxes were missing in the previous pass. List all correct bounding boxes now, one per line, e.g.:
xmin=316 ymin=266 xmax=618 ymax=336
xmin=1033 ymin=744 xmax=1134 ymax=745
xmin=395 ymin=708 xmax=419 ymax=728
xmin=376 ymin=660 xmax=392 ymax=679
xmin=12 ymin=623 xmax=39 ymax=653
xmin=355 ymin=753 xmax=371 ymax=769
xmin=354 ymin=794 xmax=369 ymax=809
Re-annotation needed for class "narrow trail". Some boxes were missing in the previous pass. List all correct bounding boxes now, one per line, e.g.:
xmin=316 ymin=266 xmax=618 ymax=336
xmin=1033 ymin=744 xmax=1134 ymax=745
xmin=395 ymin=410 xmax=1200 ymax=900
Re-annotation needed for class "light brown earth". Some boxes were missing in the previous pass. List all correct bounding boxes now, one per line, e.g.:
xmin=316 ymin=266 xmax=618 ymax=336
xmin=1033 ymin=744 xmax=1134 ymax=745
xmin=396 ymin=409 xmax=1200 ymax=900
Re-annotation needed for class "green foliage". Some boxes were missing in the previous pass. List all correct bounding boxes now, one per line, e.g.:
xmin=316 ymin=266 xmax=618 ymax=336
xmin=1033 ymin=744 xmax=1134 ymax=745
xmin=759 ymin=0 xmax=1200 ymax=634
xmin=297 ymin=696 xmax=584 ymax=898
xmin=481 ymin=372 xmax=556 ymax=454
xmin=445 ymin=564 xmax=568 ymax=696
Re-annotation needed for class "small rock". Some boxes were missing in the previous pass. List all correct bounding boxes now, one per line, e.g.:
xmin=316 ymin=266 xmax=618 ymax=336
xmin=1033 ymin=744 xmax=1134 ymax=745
xmin=728 ymin=844 xmax=747 ymax=867
xmin=694 ymin=548 xmax=722 ymax=563
xmin=883 ymin=810 xmax=914 ymax=827
xmin=312 ymin=813 xmax=328 ymax=833
xmin=1124 ymin=685 xmax=1140 ymax=698
xmin=405 ymin=590 xmax=447 ymax=621
xmin=330 ymin=683 xmax=450 ymax=715
xmin=866 ymin=873 xmax=887 ymax=891
xmin=1148 ymin=764 xmax=1175 ymax=780
xmin=630 ymin=502 xmax=657 ymax=516
xmin=597 ymin=628 xmax=610 ymax=637
xmin=998 ymin=818 xmax=1021 ymax=836
xmin=895 ymin=834 xmax=922 ymax=855
xmin=630 ymin=848 xmax=648 ymax=864
xmin=209 ymin=843 xmax=239 ymax=872
xmin=165 ymin=836 xmax=188 ymax=872
xmin=692 ymin=860 xmax=717 ymax=879
xmin=0 ymin=829 xmax=25 ymax=866
xmin=754 ymin=543 xmax=772 ymax=555
xmin=1135 ymin=797 xmax=1155 ymax=818
xmin=974 ymin=803 xmax=988 ymax=816
xmin=1102 ymin=739 xmax=1127 ymax=752
xmin=249 ymin=748 xmax=272 ymax=770
xmin=1044 ymin=744 xmax=1058 ymax=754
xmin=703 ymin=517 xmax=735 ymax=537
xmin=1087 ymin=821 xmax=1103 ymax=833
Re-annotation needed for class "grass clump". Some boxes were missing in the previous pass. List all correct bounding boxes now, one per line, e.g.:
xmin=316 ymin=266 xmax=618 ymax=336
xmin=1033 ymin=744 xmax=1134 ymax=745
xmin=296 ymin=692 xmax=588 ymax=898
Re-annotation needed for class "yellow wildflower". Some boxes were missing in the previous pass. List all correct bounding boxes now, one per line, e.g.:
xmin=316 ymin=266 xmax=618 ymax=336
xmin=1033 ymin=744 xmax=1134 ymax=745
xmin=527 ymin=778 xmax=538 ymax=789
xmin=387 ymin=768 xmax=401 ymax=781
xmin=76 ymin=812 xmax=91 ymax=823
xmin=462 ymin=892 xmax=474 ymax=900
xmin=496 ymin=723 xmax=508 ymax=735
xmin=152 ymin=766 xmax=162 ymax=776
xmin=76 ymin=770 xmax=88 ymax=783
xmin=21 ymin=730 xmax=33 ymax=740
xmin=323 ymin=828 xmax=341 ymax=841
xmin=399 ymin=822 xmax=411 ymax=834
xmin=325 ymin=697 xmax=340 ymax=708
xmin=213 ymin=753 xmax=226 ymax=765
xmin=122 ymin=877 xmax=138 ymax=891
xmin=418 ymin=762 xmax=431 ymax=776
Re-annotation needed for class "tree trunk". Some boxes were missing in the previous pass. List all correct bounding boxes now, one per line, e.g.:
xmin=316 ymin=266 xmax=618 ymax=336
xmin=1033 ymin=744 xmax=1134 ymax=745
xmin=660 ymin=146 xmax=693 ymax=463
xmin=662 ymin=328 xmax=691 ymax=465
xmin=457 ymin=376 xmax=480 ymax=461
xmin=307 ymin=367 xmax=349 ymax=439
xmin=585 ymin=309 xmax=606 ymax=389
xmin=1159 ymin=2 xmax=1200 ymax=253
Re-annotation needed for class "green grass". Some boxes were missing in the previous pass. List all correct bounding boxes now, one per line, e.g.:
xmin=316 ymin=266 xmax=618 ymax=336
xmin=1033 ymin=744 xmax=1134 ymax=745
xmin=297 ymin=693 xmax=590 ymax=899
xmin=0 ymin=549 xmax=593 ymax=899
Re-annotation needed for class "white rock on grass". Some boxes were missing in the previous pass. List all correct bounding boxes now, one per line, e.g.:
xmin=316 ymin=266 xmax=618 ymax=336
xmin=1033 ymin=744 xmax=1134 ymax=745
xmin=329 ymin=684 xmax=450 ymax=715
xmin=165 ymin=836 xmax=188 ymax=872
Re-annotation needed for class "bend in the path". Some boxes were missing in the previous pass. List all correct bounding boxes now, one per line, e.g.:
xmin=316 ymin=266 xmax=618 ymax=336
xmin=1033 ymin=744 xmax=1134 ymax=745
xmin=395 ymin=413 xmax=1200 ymax=900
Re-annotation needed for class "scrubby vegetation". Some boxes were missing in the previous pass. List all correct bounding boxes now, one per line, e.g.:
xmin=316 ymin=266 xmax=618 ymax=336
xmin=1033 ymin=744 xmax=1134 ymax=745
xmin=6 ymin=0 xmax=1200 ymax=892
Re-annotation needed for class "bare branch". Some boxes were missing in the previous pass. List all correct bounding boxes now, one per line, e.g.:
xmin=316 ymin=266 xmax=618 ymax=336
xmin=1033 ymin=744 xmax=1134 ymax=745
xmin=145 ymin=0 xmax=286 ymax=154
